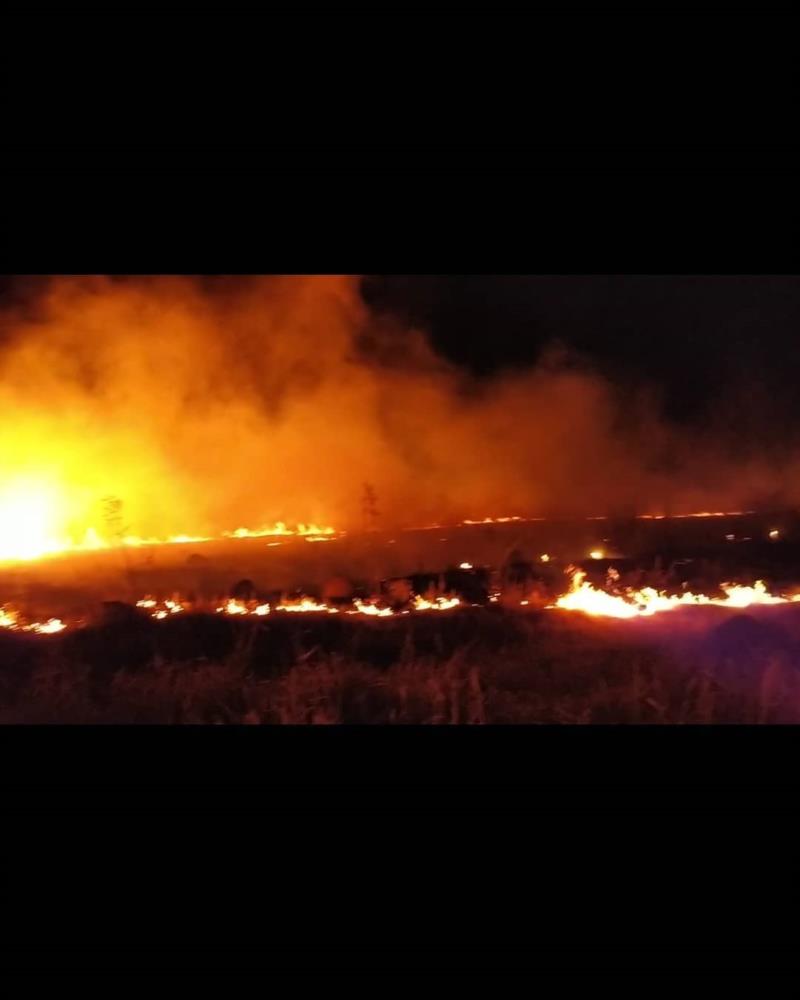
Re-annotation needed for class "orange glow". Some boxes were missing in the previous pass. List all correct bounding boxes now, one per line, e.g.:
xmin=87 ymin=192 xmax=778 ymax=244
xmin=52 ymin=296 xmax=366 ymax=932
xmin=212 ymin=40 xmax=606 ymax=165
xmin=275 ymin=597 xmax=338 ymax=614
xmin=29 ymin=618 xmax=66 ymax=634
xmin=0 ymin=604 xmax=66 ymax=633
xmin=412 ymin=594 xmax=461 ymax=611
xmin=0 ymin=606 xmax=21 ymax=629
xmin=0 ymin=504 xmax=340 ymax=565
xmin=550 ymin=570 xmax=799 ymax=619
xmin=350 ymin=599 xmax=395 ymax=617
xmin=223 ymin=523 xmax=336 ymax=540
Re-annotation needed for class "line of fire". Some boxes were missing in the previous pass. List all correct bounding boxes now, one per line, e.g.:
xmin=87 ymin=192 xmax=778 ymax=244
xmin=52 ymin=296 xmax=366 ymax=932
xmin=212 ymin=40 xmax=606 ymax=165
xmin=3 ymin=276 xmax=800 ymax=723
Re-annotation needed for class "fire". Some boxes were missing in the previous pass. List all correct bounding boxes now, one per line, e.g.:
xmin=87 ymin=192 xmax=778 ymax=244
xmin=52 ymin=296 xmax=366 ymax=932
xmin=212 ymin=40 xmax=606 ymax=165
xmin=462 ymin=516 xmax=524 ymax=525
xmin=636 ymin=511 xmax=754 ymax=520
xmin=0 ymin=478 xmax=80 ymax=562
xmin=223 ymin=523 xmax=335 ymax=540
xmin=550 ymin=570 xmax=800 ymax=619
xmin=217 ymin=599 xmax=249 ymax=615
xmin=0 ymin=606 xmax=21 ymax=628
xmin=0 ymin=516 xmax=340 ymax=565
xmin=412 ymin=594 xmax=461 ymax=611
xmin=29 ymin=618 xmax=66 ymax=634
xmin=275 ymin=597 xmax=338 ymax=614
xmin=0 ymin=604 xmax=66 ymax=633
xmin=350 ymin=599 xmax=395 ymax=617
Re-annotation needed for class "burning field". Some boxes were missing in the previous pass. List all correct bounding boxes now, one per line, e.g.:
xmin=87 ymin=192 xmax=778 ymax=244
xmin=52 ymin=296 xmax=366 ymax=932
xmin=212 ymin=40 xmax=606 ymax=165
xmin=3 ymin=276 xmax=800 ymax=723
xmin=3 ymin=511 xmax=800 ymax=724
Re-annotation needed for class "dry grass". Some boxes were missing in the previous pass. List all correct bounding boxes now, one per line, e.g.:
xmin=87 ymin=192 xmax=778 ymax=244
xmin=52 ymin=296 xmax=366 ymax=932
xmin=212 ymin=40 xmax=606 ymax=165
xmin=1 ymin=610 xmax=798 ymax=724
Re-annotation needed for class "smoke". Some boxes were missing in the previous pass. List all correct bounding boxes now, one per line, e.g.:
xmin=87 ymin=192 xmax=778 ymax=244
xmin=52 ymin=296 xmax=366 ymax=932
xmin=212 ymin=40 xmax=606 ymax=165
xmin=0 ymin=274 xmax=793 ymax=545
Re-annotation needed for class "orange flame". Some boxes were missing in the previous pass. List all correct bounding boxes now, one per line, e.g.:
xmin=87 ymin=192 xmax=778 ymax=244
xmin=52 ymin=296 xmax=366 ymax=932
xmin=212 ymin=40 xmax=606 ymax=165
xmin=550 ymin=570 xmax=800 ymax=619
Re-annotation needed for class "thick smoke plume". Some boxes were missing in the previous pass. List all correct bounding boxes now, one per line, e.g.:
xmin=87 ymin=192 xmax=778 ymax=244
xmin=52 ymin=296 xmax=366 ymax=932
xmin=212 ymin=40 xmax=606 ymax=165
xmin=0 ymin=275 xmax=793 ymax=546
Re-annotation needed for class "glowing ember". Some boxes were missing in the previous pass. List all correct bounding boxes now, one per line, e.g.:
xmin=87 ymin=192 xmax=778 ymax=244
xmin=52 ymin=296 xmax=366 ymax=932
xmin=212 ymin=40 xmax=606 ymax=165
xmin=769 ymin=529 xmax=780 ymax=540
xmin=540 ymin=554 xmax=550 ymax=563
xmin=459 ymin=562 xmax=473 ymax=570
xmin=589 ymin=549 xmax=604 ymax=560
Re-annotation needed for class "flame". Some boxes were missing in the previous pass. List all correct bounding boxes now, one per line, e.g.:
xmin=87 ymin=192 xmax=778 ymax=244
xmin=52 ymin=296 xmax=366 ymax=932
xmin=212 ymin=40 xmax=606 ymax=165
xmin=412 ymin=594 xmax=461 ymax=611
xmin=462 ymin=516 xmax=526 ymax=525
xmin=28 ymin=618 xmax=66 ymax=634
xmin=275 ymin=597 xmax=338 ymax=614
xmin=637 ymin=510 xmax=753 ymax=520
xmin=217 ymin=599 xmax=249 ymax=615
xmin=0 ymin=489 xmax=339 ymax=566
xmin=350 ymin=599 xmax=395 ymax=617
xmin=0 ymin=606 xmax=21 ymax=628
xmin=0 ymin=604 xmax=66 ymax=633
xmin=0 ymin=478 xmax=77 ymax=562
xmin=550 ymin=570 xmax=800 ymax=619
xmin=223 ymin=522 xmax=335 ymax=540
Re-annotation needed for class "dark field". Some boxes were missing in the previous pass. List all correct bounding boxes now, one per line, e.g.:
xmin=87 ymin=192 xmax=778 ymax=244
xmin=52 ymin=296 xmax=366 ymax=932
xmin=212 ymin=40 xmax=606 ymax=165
xmin=3 ymin=512 xmax=800 ymax=724
xmin=2 ymin=603 xmax=800 ymax=724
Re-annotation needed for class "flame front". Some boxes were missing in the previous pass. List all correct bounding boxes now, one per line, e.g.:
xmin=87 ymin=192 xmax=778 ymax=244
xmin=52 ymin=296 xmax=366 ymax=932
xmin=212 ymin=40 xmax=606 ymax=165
xmin=550 ymin=570 xmax=800 ymax=618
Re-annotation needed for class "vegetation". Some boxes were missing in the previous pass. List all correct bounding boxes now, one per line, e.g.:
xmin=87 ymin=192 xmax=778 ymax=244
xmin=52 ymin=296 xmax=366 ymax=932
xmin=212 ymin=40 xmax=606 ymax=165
xmin=0 ymin=609 xmax=797 ymax=724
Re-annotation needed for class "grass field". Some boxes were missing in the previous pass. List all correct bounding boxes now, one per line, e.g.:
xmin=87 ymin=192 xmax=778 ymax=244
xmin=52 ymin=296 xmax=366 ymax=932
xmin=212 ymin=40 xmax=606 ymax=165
xmin=1 ymin=605 xmax=798 ymax=724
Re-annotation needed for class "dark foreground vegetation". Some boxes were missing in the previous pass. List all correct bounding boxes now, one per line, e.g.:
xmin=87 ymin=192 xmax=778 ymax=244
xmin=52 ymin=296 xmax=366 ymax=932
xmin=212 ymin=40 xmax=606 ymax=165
xmin=1 ymin=606 xmax=799 ymax=724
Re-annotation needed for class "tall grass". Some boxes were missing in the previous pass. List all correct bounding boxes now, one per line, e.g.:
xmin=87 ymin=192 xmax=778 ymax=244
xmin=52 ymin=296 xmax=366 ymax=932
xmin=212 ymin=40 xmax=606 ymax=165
xmin=1 ymin=617 xmax=798 ymax=724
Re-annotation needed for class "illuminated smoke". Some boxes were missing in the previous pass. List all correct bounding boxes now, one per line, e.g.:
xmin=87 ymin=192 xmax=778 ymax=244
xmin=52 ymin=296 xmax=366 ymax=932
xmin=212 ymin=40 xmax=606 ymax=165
xmin=0 ymin=274 xmax=797 ymax=562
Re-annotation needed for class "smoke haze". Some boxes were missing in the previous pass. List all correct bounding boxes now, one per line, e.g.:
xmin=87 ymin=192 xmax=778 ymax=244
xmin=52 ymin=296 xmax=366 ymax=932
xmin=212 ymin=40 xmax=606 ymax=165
xmin=0 ymin=275 xmax=794 ymax=546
